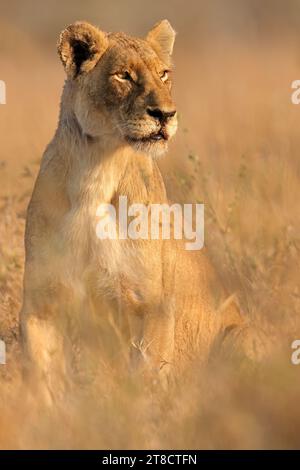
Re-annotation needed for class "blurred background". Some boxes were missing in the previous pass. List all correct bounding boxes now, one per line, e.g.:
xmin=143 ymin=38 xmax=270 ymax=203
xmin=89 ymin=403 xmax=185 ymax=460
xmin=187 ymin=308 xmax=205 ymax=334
xmin=1 ymin=0 xmax=300 ymax=449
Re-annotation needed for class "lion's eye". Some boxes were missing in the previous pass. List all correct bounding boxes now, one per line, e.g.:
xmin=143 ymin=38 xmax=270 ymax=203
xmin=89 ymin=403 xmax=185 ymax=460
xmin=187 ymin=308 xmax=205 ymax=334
xmin=114 ymin=71 xmax=132 ymax=82
xmin=160 ymin=70 xmax=169 ymax=82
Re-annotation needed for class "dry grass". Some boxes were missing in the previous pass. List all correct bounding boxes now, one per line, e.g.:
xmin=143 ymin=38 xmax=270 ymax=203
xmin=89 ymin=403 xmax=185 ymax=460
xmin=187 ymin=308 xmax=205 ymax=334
xmin=1 ymin=14 xmax=300 ymax=449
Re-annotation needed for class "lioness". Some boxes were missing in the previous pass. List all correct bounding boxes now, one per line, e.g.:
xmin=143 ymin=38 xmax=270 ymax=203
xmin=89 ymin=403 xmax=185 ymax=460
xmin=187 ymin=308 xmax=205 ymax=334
xmin=20 ymin=20 xmax=259 ymax=400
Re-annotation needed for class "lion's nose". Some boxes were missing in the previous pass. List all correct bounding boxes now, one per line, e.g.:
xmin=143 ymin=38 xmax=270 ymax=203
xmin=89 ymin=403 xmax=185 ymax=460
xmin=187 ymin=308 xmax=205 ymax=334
xmin=147 ymin=107 xmax=176 ymax=122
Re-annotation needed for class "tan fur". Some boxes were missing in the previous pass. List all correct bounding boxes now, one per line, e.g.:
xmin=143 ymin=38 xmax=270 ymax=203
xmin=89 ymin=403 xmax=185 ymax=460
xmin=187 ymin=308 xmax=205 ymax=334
xmin=20 ymin=21 xmax=260 ymax=399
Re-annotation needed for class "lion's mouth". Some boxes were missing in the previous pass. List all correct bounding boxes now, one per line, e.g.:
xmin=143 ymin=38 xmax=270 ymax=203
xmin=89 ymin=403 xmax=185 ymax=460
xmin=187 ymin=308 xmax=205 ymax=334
xmin=126 ymin=128 xmax=168 ymax=144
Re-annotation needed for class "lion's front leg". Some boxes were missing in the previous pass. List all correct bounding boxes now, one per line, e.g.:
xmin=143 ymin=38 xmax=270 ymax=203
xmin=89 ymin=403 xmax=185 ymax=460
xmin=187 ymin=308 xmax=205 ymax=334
xmin=20 ymin=299 xmax=69 ymax=407
xmin=127 ymin=303 xmax=175 ymax=387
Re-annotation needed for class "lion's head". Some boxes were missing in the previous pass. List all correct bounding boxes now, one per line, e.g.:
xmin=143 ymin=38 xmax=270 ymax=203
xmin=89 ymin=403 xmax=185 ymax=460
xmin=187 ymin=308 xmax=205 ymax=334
xmin=57 ymin=20 xmax=177 ymax=157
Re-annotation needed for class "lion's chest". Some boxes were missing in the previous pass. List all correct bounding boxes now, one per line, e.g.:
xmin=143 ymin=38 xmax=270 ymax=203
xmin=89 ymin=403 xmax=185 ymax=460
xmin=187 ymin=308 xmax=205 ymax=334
xmin=61 ymin=153 xmax=165 ymax=300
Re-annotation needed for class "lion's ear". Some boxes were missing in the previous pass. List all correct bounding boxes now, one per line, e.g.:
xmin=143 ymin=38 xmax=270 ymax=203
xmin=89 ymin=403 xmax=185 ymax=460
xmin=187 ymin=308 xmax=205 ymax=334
xmin=57 ymin=21 xmax=108 ymax=78
xmin=146 ymin=19 xmax=176 ymax=64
